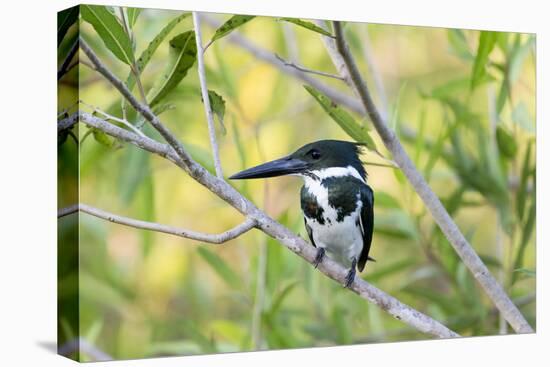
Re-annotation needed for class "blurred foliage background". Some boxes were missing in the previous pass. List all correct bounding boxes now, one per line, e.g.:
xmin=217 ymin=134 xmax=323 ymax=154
xmin=57 ymin=5 xmax=536 ymax=361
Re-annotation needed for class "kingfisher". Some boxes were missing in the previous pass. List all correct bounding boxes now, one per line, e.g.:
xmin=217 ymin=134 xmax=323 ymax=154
xmin=230 ymin=140 xmax=374 ymax=287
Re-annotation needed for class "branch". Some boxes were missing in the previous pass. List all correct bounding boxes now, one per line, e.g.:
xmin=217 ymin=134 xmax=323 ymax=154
xmin=80 ymin=203 xmax=257 ymax=244
xmin=58 ymin=204 xmax=78 ymax=218
xmin=192 ymin=12 xmax=224 ymax=179
xmin=57 ymin=111 xmax=79 ymax=133
xmin=58 ymin=338 xmax=112 ymax=362
xmin=275 ymin=53 xmax=345 ymax=81
xmin=58 ymin=37 xmax=79 ymax=81
xmin=331 ymin=21 xmax=532 ymax=334
xmin=66 ymin=111 xmax=459 ymax=339
xmin=80 ymin=100 xmax=146 ymax=137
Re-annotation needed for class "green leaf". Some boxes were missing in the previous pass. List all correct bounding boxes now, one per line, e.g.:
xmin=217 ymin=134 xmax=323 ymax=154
xmin=471 ymin=31 xmax=498 ymax=89
xmin=207 ymin=90 xmax=227 ymax=134
xmin=126 ymin=12 xmax=190 ymax=89
xmin=496 ymin=125 xmax=518 ymax=159
xmin=516 ymin=141 xmax=533 ymax=221
xmin=279 ymin=18 xmax=334 ymax=38
xmin=447 ymin=29 xmax=472 ymax=60
xmin=126 ymin=7 xmax=141 ymax=29
xmin=81 ymin=5 xmax=135 ymax=65
xmin=147 ymin=31 xmax=197 ymax=107
xmin=430 ymin=78 xmax=470 ymax=100
xmin=509 ymin=35 xmax=535 ymax=84
xmin=512 ymin=102 xmax=535 ymax=133
xmin=364 ymin=258 xmax=416 ymax=282
xmin=118 ymin=146 xmax=150 ymax=204
xmin=512 ymin=199 xmax=536 ymax=284
xmin=496 ymin=79 xmax=509 ymax=114
xmin=197 ymin=247 xmax=240 ymax=288
xmin=374 ymin=191 xmax=401 ymax=209
xmin=58 ymin=7 xmax=79 ymax=46
xmin=304 ymin=85 xmax=378 ymax=152
xmin=374 ymin=210 xmax=418 ymax=240
xmin=269 ymin=281 xmax=299 ymax=316
xmin=513 ymin=268 xmax=536 ymax=277
xmin=210 ymin=15 xmax=255 ymax=45
xmin=92 ymin=128 xmax=119 ymax=149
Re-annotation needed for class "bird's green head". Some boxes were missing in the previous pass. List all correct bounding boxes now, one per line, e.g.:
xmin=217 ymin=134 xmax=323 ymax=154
xmin=229 ymin=140 xmax=367 ymax=181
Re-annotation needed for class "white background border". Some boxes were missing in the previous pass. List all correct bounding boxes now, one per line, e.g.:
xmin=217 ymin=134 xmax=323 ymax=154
xmin=0 ymin=0 xmax=546 ymax=366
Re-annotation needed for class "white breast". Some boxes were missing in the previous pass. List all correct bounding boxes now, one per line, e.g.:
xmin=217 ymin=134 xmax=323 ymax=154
xmin=303 ymin=167 xmax=364 ymax=268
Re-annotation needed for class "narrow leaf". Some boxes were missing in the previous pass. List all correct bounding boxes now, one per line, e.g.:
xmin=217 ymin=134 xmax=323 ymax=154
xmin=495 ymin=125 xmax=518 ymax=159
xmin=509 ymin=35 xmax=535 ymax=83
xmin=92 ymin=128 xmax=119 ymax=149
xmin=207 ymin=90 xmax=227 ymax=134
xmin=513 ymin=268 xmax=536 ymax=277
xmin=269 ymin=281 xmax=299 ymax=316
xmin=58 ymin=7 xmax=79 ymax=46
xmin=210 ymin=15 xmax=255 ymax=44
xmin=81 ymin=5 xmax=135 ymax=65
xmin=304 ymin=85 xmax=378 ymax=152
xmin=364 ymin=258 xmax=416 ymax=282
xmin=147 ymin=31 xmax=197 ymax=107
xmin=374 ymin=191 xmax=401 ymax=209
xmin=516 ymin=141 xmax=533 ymax=220
xmin=512 ymin=198 xmax=536 ymax=284
xmin=126 ymin=13 xmax=190 ymax=90
xmin=471 ymin=31 xmax=498 ymax=89
xmin=197 ymin=247 xmax=240 ymax=288
xmin=512 ymin=102 xmax=535 ymax=133
xmin=279 ymin=18 xmax=334 ymax=38
xmin=447 ymin=29 xmax=472 ymax=60
xmin=126 ymin=7 xmax=142 ymax=29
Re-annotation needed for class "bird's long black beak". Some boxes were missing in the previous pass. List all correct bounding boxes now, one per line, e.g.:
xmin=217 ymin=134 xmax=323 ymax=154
xmin=229 ymin=156 xmax=309 ymax=179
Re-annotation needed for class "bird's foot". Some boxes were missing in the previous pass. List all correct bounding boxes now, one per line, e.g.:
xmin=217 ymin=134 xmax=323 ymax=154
xmin=313 ymin=248 xmax=325 ymax=268
xmin=344 ymin=258 xmax=357 ymax=288
xmin=344 ymin=267 xmax=356 ymax=288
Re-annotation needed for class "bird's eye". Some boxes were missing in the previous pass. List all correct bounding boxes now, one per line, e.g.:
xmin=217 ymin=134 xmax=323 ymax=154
xmin=310 ymin=149 xmax=321 ymax=159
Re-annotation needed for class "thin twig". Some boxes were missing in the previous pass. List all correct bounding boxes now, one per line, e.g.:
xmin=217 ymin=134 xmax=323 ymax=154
xmin=80 ymin=100 xmax=146 ymax=137
xmin=80 ymin=203 xmax=257 ymax=244
xmin=66 ymin=111 xmax=459 ymax=339
xmin=58 ymin=37 xmax=79 ymax=81
xmin=331 ymin=21 xmax=532 ymax=334
xmin=193 ymin=12 xmax=224 ymax=179
xmin=118 ymin=6 xmax=147 ymax=104
xmin=275 ymin=54 xmax=345 ymax=81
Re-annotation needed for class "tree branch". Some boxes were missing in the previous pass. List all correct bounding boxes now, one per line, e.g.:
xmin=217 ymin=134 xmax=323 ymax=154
xmin=64 ymin=111 xmax=459 ymax=339
xmin=275 ymin=53 xmax=345 ymax=81
xmin=331 ymin=21 xmax=532 ymax=334
xmin=80 ymin=203 xmax=257 ymax=244
xmin=58 ymin=204 xmax=79 ymax=218
xmin=58 ymin=37 xmax=79 ymax=81
xmin=192 ymin=12 xmax=224 ymax=179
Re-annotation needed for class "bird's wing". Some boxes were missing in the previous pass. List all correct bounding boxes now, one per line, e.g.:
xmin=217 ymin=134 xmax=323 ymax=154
xmin=304 ymin=217 xmax=317 ymax=248
xmin=357 ymin=184 xmax=375 ymax=272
